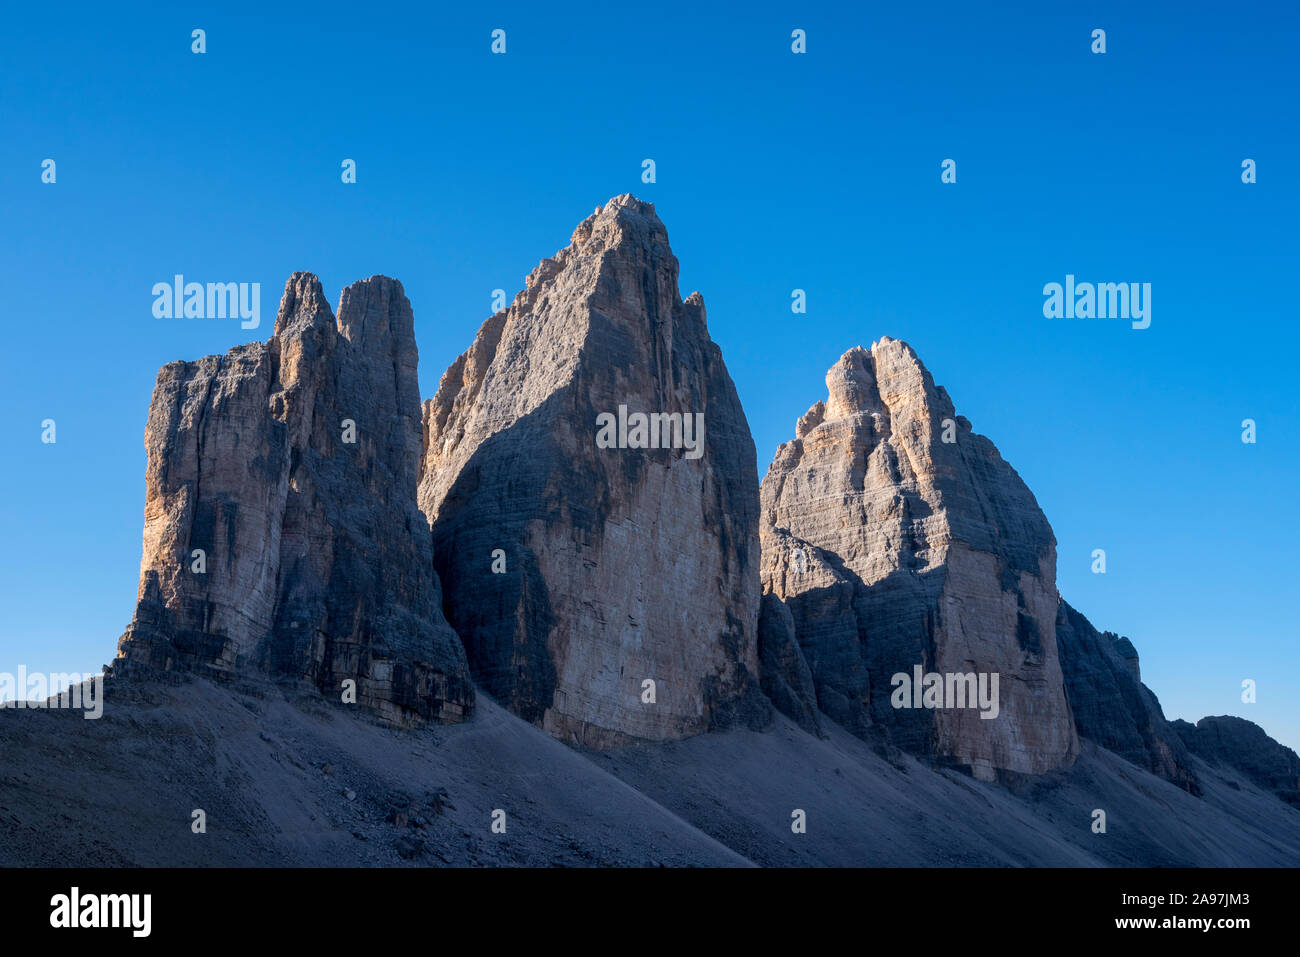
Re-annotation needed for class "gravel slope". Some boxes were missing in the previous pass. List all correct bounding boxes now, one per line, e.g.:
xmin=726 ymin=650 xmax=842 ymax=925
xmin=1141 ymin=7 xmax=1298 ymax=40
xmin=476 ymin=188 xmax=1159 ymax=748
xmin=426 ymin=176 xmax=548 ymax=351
xmin=2 ymin=673 xmax=1297 ymax=867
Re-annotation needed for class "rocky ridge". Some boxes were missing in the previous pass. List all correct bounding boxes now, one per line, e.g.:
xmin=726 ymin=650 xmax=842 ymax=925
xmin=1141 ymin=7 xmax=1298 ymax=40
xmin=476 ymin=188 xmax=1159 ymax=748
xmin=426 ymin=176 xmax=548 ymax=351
xmin=1172 ymin=715 xmax=1300 ymax=805
xmin=1056 ymin=598 xmax=1198 ymax=791
xmin=104 ymin=195 xmax=1290 ymax=816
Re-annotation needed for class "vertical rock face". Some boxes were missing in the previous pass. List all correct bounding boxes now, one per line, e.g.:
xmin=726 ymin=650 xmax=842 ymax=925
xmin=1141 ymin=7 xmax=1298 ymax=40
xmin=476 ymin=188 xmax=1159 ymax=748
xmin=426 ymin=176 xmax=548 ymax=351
xmin=756 ymin=593 xmax=823 ymax=737
xmin=116 ymin=273 xmax=474 ymax=726
xmin=760 ymin=340 xmax=1079 ymax=779
xmin=1172 ymin=716 xmax=1300 ymax=806
xmin=1056 ymin=600 xmax=1198 ymax=791
xmin=418 ymin=194 xmax=769 ymax=747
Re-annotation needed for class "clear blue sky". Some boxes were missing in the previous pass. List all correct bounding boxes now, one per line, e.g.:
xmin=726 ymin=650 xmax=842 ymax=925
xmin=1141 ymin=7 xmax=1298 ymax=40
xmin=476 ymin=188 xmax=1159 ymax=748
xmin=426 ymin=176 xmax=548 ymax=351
xmin=2 ymin=1 xmax=1297 ymax=748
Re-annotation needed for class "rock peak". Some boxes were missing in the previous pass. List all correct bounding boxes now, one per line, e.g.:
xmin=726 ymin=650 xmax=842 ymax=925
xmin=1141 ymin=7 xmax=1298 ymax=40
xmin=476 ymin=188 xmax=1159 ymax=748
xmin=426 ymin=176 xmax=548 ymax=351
xmin=336 ymin=274 xmax=417 ymax=359
xmin=116 ymin=272 xmax=473 ymax=726
xmin=818 ymin=338 xmax=935 ymax=421
xmin=418 ymin=198 xmax=768 ymax=747
xmin=595 ymin=192 xmax=656 ymax=217
xmin=567 ymin=193 xmax=665 ymax=251
xmin=824 ymin=345 xmax=878 ymax=419
xmin=761 ymin=340 xmax=1077 ymax=778
xmin=274 ymin=271 xmax=332 ymax=336
xmin=509 ymin=196 xmax=695 ymax=342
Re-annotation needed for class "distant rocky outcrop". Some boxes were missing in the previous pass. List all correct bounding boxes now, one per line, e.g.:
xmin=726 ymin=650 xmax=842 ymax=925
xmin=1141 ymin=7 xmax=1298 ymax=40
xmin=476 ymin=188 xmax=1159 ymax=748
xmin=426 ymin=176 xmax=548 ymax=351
xmin=115 ymin=273 xmax=474 ymax=726
xmin=1172 ymin=715 xmax=1300 ymax=806
xmin=760 ymin=340 xmax=1079 ymax=780
xmin=418 ymin=194 xmax=769 ymax=747
xmin=1055 ymin=599 xmax=1198 ymax=792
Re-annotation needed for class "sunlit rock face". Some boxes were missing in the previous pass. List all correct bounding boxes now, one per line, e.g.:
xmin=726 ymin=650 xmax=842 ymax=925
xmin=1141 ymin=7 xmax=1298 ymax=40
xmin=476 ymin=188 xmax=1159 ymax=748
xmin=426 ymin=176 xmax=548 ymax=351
xmin=419 ymin=195 xmax=769 ymax=747
xmin=760 ymin=339 xmax=1078 ymax=780
xmin=116 ymin=273 xmax=474 ymax=726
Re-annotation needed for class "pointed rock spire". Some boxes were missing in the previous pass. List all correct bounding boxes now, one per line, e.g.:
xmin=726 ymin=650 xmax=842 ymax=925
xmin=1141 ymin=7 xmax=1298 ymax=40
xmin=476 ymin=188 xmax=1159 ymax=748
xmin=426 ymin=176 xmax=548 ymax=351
xmin=761 ymin=339 xmax=1078 ymax=779
xmin=116 ymin=273 xmax=474 ymax=726
xmin=418 ymin=196 xmax=770 ymax=746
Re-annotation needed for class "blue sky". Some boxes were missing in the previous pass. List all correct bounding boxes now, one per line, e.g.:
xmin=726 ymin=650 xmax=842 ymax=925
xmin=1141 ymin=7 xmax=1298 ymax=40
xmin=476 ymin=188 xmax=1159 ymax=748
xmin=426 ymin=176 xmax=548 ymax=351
xmin=2 ymin=1 xmax=1297 ymax=748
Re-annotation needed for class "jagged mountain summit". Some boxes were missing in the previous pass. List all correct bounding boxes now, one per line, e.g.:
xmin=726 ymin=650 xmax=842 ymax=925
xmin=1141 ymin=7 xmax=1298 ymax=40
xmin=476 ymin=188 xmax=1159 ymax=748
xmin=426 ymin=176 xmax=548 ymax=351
xmin=759 ymin=340 xmax=1080 ymax=779
xmin=114 ymin=273 xmax=474 ymax=726
xmin=757 ymin=339 xmax=1214 ymax=793
xmin=418 ymin=194 xmax=770 ymax=747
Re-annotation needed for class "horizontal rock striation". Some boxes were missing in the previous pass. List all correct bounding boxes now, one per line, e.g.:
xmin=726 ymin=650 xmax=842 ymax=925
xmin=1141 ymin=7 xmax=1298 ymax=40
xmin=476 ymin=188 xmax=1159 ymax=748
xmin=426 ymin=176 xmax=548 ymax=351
xmin=760 ymin=340 xmax=1079 ymax=779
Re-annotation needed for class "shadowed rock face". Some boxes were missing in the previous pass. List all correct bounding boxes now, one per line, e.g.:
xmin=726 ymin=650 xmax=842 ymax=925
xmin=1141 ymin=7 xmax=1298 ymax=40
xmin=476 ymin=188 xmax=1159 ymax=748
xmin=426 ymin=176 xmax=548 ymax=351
xmin=757 ymin=593 xmax=823 ymax=737
xmin=115 ymin=273 xmax=474 ymax=726
xmin=418 ymin=194 xmax=770 ymax=747
xmin=760 ymin=340 xmax=1079 ymax=779
xmin=1172 ymin=715 xmax=1299 ymax=805
xmin=1056 ymin=600 xmax=1198 ymax=792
